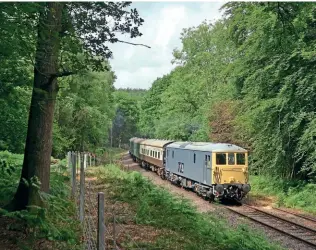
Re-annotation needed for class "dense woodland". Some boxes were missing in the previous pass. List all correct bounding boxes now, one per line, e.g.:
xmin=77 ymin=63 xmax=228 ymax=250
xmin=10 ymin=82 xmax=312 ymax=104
xmin=1 ymin=2 xmax=316 ymax=211
xmin=136 ymin=2 xmax=316 ymax=183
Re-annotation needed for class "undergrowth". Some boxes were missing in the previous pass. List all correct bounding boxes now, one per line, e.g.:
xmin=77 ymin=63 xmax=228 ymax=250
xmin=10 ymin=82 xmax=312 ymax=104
xmin=96 ymin=165 xmax=283 ymax=250
xmin=250 ymin=175 xmax=316 ymax=214
xmin=95 ymin=147 xmax=126 ymax=164
xmin=0 ymin=151 xmax=82 ymax=250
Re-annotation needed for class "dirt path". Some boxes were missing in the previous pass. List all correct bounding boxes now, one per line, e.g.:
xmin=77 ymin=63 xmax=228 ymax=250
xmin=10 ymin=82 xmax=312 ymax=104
xmin=121 ymin=152 xmax=316 ymax=250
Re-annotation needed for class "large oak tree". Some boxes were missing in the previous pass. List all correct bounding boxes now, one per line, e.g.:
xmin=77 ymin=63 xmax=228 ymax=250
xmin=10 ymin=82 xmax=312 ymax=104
xmin=6 ymin=2 xmax=144 ymax=211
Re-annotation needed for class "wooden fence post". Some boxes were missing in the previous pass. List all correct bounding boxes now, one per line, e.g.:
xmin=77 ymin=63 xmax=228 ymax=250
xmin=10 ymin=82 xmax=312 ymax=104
xmin=79 ymin=153 xmax=85 ymax=222
xmin=67 ymin=151 xmax=71 ymax=173
xmin=77 ymin=152 xmax=80 ymax=176
xmin=84 ymin=153 xmax=87 ymax=169
xmin=97 ymin=192 xmax=105 ymax=250
xmin=71 ymin=152 xmax=77 ymax=198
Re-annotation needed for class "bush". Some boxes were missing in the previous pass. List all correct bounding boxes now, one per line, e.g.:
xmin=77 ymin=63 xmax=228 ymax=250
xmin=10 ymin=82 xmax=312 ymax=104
xmin=250 ymin=175 xmax=316 ymax=214
xmin=0 ymin=151 xmax=23 ymax=206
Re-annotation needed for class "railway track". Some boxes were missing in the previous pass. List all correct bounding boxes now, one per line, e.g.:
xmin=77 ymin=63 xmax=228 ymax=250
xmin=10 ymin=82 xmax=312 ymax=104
xmin=272 ymin=207 xmax=316 ymax=224
xmin=226 ymin=204 xmax=316 ymax=248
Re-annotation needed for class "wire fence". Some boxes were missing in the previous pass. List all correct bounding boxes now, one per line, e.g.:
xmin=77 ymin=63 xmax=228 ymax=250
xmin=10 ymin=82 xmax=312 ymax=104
xmin=67 ymin=151 xmax=145 ymax=250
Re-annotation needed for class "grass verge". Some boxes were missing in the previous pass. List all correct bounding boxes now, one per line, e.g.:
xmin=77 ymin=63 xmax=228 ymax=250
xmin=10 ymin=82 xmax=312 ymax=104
xmin=249 ymin=175 xmax=316 ymax=214
xmin=93 ymin=164 xmax=283 ymax=250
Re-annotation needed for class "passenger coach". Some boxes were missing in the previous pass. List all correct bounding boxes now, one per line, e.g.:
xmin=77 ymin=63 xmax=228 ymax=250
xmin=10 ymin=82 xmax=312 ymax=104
xmin=138 ymin=139 xmax=174 ymax=177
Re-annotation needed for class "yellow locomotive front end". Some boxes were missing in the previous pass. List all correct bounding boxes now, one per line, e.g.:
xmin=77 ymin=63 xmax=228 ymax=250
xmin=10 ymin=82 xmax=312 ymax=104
xmin=212 ymin=150 xmax=251 ymax=201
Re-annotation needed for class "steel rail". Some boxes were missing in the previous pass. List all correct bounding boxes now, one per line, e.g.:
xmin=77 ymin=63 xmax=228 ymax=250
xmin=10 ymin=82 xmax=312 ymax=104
xmin=243 ymin=204 xmax=316 ymax=234
xmin=225 ymin=204 xmax=316 ymax=248
xmin=272 ymin=207 xmax=316 ymax=224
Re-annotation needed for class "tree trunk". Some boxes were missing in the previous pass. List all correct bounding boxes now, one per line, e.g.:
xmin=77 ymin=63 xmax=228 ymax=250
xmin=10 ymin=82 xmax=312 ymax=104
xmin=8 ymin=3 xmax=64 ymax=211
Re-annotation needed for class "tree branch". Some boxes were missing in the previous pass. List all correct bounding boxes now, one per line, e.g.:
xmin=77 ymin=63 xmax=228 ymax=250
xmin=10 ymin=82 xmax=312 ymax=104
xmin=116 ymin=39 xmax=151 ymax=48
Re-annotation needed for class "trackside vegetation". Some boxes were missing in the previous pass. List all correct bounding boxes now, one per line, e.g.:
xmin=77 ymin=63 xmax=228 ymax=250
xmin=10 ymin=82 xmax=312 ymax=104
xmin=250 ymin=175 xmax=316 ymax=214
xmin=94 ymin=164 xmax=283 ymax=250
xmin=0 ymin=151 xmax=81 ymax=249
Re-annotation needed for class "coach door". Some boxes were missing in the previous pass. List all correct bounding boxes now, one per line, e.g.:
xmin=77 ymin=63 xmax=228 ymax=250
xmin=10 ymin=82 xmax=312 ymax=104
xmin=203 ymin=154 xmax=211 ymax=184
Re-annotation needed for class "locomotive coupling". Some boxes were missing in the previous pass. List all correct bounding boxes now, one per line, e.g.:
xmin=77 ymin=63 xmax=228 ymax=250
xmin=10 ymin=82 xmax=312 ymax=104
xmin=214 ymin=184 xmax=224 ymax=194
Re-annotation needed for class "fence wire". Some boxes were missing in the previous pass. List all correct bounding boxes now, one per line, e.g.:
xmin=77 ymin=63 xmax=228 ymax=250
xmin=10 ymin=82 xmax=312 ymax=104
xmin=70 ymin=151 xmax=149 ymax=250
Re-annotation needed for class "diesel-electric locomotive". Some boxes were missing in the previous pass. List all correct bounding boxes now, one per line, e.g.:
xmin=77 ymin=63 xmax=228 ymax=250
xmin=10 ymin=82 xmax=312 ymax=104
xmin=129 ymin=138 xmax=251 ymax=201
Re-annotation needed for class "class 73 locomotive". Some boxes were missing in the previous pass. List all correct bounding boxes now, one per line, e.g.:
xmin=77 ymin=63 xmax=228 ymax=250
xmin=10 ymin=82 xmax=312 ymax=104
xmin=129 ymin=138 xmax=251 ymax=201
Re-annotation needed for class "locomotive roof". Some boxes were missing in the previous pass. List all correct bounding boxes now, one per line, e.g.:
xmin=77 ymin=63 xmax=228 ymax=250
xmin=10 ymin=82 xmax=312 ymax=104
xmin=140 ymin=139 xmax=174 ymax=148
xmin=167 ymin=141 xmax=247 ymax=152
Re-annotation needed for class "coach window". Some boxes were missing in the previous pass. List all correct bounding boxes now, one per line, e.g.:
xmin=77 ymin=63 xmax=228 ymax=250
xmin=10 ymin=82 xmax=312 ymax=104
xmin=172 ymin=151 xmax=174 ymax=158
xmin=228 ymin=153 xmax=235 ymax=165
xmin=155 ymin=151 xmax=158 ymax=158
xmin=150 ymin=150 xmax=152 ymax=157
xmin=207 ymin=155 xmax=211 ymax=167
xmin=193 ymin=153 xmax=196 ymax=163
xmin=216 ymin=153 xmax=226 ymax=165
xmin=158 ymin=152 xmax=160 ymax=159
xmin=236 ymin=153 xmax=246 ymax=165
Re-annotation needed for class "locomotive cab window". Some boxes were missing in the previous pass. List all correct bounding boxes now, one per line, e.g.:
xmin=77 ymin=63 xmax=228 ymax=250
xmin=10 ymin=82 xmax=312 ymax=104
xmin=236 ymin=153 xmax=246 ymax=165
xmin=216 ymin=153 xmax=226 ymax=165
xmin=193 ymin=153 xmax=196 ymax=163
xmin=172 ymin=151 xmax=174 ymax=158
xmin=228 ymin=153 xmax=235 ymax=165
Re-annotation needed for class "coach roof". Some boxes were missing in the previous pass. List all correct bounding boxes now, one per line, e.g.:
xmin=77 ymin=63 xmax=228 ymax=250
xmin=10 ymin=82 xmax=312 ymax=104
xmin=140 ymin=139 xmax=174 ymax=148
xmin=167 ymin=141 xmax=247 ymax=153
xmin=133 ymin=138 xmax=146 ymax=144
